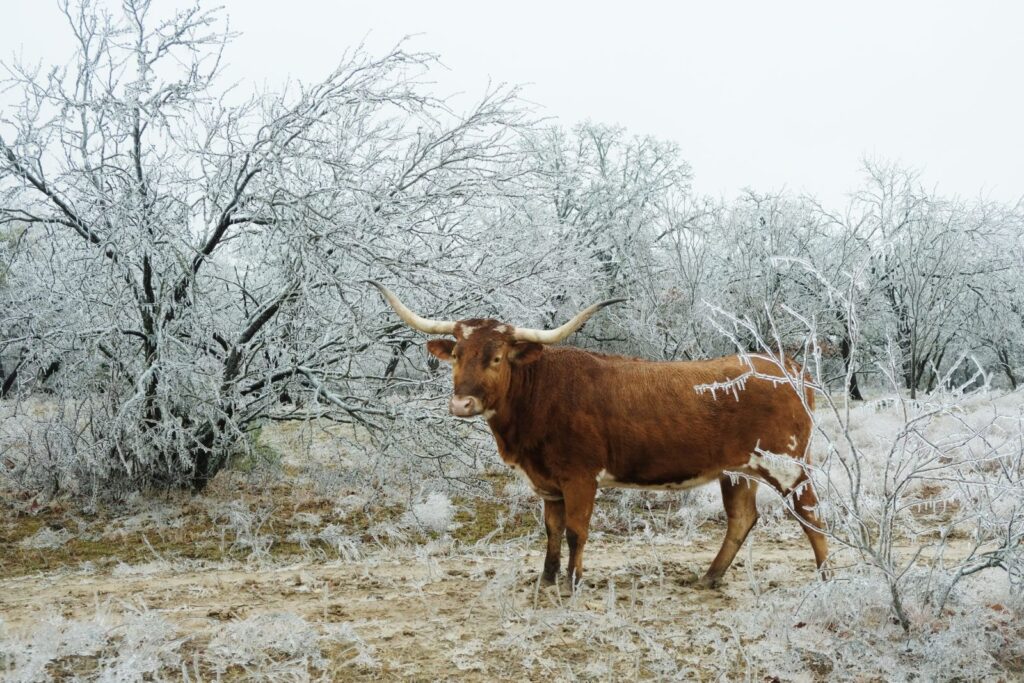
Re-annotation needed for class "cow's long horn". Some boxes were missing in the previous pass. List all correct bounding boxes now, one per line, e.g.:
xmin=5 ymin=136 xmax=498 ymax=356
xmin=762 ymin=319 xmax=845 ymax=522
xmin=512 ymin=298 xmax=627 ymax=345
xmin=367 ymin=281 xmax=456 ymax=335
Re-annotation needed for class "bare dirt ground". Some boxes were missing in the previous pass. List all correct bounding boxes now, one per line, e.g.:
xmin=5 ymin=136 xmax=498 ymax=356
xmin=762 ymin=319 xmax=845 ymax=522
xmin=1 ymin=525 xmax=820 ymax=680
xmin=5 ymin=415 xmax=1013 ymax=681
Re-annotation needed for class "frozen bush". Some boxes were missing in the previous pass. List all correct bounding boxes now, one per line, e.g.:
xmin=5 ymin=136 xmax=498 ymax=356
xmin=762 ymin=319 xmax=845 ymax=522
xmin=96 ymin=613 xmax=181 ymax=681
xmin=317 ymin=524 xmax=363 ymax=561
xmin=205 ymin=613 xmax=324 ymax=675
xmin=208 ymin=502 xmax=275 ymax=561
xmin=404 ymin=492 xmax=455 ymax=534
xmin=19 ymin=527 xmax=73 ymax=550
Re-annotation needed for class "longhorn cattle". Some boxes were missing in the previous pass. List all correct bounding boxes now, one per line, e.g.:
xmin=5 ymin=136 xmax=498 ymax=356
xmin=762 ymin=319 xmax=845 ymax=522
xmin=370 ymin=282 xmax=828 ymax=588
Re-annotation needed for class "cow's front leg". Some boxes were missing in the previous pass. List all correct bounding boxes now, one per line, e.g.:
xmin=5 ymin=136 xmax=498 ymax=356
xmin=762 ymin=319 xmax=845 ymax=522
xmin=542 ymin=498 xmax=565 ymax=585
xmin=563 ymin=478 xmax=597 ymax=590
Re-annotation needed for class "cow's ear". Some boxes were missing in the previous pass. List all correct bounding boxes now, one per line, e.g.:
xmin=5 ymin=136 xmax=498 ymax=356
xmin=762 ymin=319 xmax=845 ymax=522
xmin=427 ymin=339 xmax=456 ymax=362
xmin=509 ymin=341 xmax=543 ymax=365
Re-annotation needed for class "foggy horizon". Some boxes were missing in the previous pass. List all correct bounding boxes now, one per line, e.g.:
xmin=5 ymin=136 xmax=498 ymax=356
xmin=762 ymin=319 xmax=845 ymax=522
xmin=4 ymin=0 xmax=1022 ymax=208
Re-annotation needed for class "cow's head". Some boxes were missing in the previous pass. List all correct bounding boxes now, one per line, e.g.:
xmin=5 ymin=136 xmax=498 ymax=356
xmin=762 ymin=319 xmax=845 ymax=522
xmin=369 ymin=282 xmax=624 ymax=418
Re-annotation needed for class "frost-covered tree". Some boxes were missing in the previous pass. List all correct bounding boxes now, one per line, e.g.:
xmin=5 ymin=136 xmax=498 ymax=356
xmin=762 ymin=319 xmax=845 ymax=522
xmin=702 ymin=192 xmax=822 ymax=349
xmin=0 ymin=0 xmax=531 ymax=493
xmin=847 ymin=161 xmax=1021 ymax=397
xmin=964 ymin=201 xmax=1024 ymax=389
xmin=520 ymin=123 xmax=695 ymax=357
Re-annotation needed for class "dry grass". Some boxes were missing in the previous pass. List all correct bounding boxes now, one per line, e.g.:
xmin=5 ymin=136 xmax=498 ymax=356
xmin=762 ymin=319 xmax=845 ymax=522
xmin=0 ymin=465 xmax=541 ymax=579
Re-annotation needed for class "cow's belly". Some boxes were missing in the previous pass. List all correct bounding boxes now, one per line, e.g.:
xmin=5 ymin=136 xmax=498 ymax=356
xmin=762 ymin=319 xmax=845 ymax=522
xmin=595 ymin=468 xmax=719 ymax=491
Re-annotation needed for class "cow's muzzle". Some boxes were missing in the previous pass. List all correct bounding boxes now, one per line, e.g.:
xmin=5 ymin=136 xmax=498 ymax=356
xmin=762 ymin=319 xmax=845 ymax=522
xmin=449 ymin=395 xmax=484 ymax=418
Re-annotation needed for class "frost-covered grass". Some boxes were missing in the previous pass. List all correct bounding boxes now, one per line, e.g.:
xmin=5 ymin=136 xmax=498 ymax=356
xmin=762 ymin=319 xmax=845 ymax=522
xmin=0 ymin=608 xmax=377 ymax=681
xmin=1 ymin=390 xmax=1022 ymax=680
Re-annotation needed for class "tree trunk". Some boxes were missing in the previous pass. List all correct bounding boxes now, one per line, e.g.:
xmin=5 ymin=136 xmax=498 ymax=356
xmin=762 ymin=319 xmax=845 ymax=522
xmin=39 ymin=359 xmax=61 ymax=386
xmin=189 ymin=426 xmax=221 ymax=492
xmin=0 ymin=363 xmax=17 ymax=398
xmin=1 ymin=347 xmax=28 ymax=398
xmin=997 ymin=347 xmax=1018 ymax=390
xmin=839 ymin=335 xmax=864 ymax=401
xmin=383 ymin=340 xmax=410 ymax=381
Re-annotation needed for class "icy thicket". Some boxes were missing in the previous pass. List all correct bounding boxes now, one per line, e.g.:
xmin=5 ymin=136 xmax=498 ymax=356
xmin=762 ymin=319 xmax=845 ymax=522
xmin=2 ymin=2 xmax=1019 ymax=496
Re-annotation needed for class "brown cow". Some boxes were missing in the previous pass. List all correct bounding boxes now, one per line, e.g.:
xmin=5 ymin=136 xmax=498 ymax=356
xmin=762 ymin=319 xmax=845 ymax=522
xmin=370 ymin=282 xmax=828 ymax=588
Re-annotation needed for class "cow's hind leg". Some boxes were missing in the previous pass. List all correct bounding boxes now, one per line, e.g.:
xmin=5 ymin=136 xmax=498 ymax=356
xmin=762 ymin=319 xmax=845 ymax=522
xmin=563 ymin=478 xmax=597 ymax=590
xmin=542 ymin=498 xmax=565 ymax=585
xmin=785 ymin=473 xmax=829 ymax=577
xmin=701 ymin=476 xmax=760 ymax=587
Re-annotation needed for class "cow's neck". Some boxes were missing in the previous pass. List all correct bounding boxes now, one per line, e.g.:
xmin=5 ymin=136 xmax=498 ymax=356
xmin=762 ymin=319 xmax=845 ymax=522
xmin=485 ymin=361 xmax=544 ymax=464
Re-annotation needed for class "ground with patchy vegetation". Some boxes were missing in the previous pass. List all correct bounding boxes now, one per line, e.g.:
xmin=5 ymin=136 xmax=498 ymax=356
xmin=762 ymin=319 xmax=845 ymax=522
xmin=2 ymin=407 xmax=1022 ymax=681
xmin=0 ymin=420 xmax=823 ymax=681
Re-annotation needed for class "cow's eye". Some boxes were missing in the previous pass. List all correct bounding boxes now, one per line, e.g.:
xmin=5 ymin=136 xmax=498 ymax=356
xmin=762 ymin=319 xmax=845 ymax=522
xmin=491 ymin=356 xmax=501 ymax=365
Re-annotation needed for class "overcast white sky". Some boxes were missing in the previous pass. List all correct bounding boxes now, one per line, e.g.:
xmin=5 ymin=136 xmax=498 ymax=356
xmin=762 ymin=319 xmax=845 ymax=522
xmin=3 ymin=1 xmax=1022 ymax=208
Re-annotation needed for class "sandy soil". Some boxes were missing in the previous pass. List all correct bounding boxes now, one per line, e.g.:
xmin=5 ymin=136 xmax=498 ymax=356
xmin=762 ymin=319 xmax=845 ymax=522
xmin=8 ymin=405 xmax=1014 ymax=680
xmin=0 ymin=526 xmax=822 ymax=680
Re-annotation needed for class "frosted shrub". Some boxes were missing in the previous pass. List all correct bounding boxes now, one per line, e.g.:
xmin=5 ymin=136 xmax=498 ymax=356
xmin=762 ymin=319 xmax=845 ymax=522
xmin=404 ymin=491 xmax=456 ymax=534
xmin=205 ymin=613 xmax=324 ymax=675
xmin=0 ymin=0 xmax=534 ymax=495
xmin=96 ymin=613 xmax=181 ymax=682
xmin=19 ymin=526 xmax=73 ymax=550
xmin=317 ymin=524 xmax=363 ymax=561
xmin=208 ymin=502 xmax=275 ymax=561
xmin=0 ymin=609 xmax=182 ymax=683
xmin=0 ymin=613 xmax=107 ymax=681
xmin=699 ymin=265 xmax=1024 ymax=679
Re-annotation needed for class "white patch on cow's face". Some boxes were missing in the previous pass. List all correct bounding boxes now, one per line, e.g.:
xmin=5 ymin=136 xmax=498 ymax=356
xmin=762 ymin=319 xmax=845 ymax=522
xmin=495 ymin=324 xmax=510 ymax=334
xmin=459 ymin=323 xmax=478 ymax=338
xmin=747 ymin=452 xmax=803 ymax=490
xmin=596 ymin=468 xmax=716 ymax=491
xmin=787 ymin=434 xmax=799 ymax=452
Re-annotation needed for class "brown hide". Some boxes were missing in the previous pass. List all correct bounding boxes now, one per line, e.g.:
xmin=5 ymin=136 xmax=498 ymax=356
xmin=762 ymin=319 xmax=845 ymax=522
xmin=484 ymin=347 xmax=814 ymax=494
xmin=422 ymin=319 xmax=828 ymax=588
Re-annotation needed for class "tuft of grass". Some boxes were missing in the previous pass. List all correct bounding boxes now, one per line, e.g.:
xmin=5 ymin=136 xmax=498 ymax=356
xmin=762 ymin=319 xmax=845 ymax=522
xmin=0 ymin=439 xmax=545 ymax=576
xmin=451 ymin=497 xmax=539 ymax=545
xmin=229 ymin=425 xmax=282 ymax=473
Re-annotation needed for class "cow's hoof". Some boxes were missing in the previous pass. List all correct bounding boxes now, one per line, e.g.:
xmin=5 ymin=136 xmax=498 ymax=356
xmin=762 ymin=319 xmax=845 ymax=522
xmin=695 ymin=575 xmax=722 ymax=590
xmin=540 ymin=572 xmax=558 ymax=586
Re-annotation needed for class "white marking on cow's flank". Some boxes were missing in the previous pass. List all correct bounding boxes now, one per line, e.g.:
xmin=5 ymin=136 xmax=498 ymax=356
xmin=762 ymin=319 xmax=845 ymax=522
xmin=787 ymin=434 xmax=799 ymax=452
xmin=747 ymin=452 xmax=803 ymax=490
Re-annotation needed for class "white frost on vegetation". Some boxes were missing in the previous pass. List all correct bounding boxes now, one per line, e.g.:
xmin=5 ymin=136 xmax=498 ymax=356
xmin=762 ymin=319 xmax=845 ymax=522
xmin=206 ymin=612 xmax=323 ymax=673
xmin=19 ymin=526 xmax=73 ymax=550
xmin=207 ymin=612 xmax=376 ymax=674
xmin=404 ymin=491 xmax=456 ymax=534
xmin=0 ymin=610 xmax=180 ymax=683
xmin=111 ymin=560 xmax=173 ymax=577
